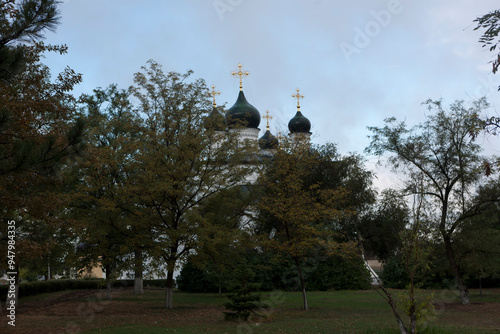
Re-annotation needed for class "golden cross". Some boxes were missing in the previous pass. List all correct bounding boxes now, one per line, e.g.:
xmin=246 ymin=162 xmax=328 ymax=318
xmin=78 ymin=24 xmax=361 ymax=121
xmin=209 ymin=85 xmax=220 ymax=108
xmin=292 ymin=88 xmax=304 ymax=112
xmin=231 ymin=63 xmax=249 ymax=91
xmin=262 ymin=110 xmax=273 ymax=131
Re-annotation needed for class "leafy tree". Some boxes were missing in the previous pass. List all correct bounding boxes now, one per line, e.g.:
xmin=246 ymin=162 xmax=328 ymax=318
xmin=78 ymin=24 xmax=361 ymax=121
xmin=366 ymin=99 xmax=500 ymax=305
xmin=360 ymin=189 xmax=409 ymax=262
xmin=474 ymin=9 xmax=500 ymax=91
xmin=189 ymin=185 xmax=258 ymax=294
xmin=305 ymin=253 xmax=371 ymax=291
xmin=129 ymin=60 xmax=256 ymax=308
xmin=472 ymin=10 xmax=500 ymax=173
xmin=69 ymin=84 xmax=142 ymax=299
xmin=373 ymin=180 xmax=435 ymax=334
xmin=455 ymin=178 xmax=500 ymax=294
xmin=304 ymin=144 xmax=376 ymax=239
xmin=257 ymin=138 xmax=357 ymax=310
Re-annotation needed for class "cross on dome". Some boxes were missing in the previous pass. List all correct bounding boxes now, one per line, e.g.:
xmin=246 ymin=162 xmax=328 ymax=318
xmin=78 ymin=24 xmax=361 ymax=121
xmin=292 ymin=88 xmax=304 ymax=112
xmin=231 ymin=63 xmax=249 ymax=91
xmin=209 ymin=85 xmax=220 ymax=108
xmin=262 ymin=110 xmax=273 ymax=131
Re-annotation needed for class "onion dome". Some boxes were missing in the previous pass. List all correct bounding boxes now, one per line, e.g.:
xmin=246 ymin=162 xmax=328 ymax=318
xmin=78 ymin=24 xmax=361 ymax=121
xmin=226 ymin=90 xmax=261 ymax=129
xmin=288 ymin=111 xmax=311 ymax=133
xmin=288 ymin=88 xmax=311 ymax=134
xmin=259 ymin=130 xmax=279 ymax=150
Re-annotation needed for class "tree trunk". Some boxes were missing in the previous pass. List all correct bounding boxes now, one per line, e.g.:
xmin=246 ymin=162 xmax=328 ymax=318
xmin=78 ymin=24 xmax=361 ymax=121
xmin=165 ymin=269 xmax=174 ymax=309
xmin=218 ymin=269 xmax=222 ymax=295
xmin=443 ymin=234 xmax=470 ymax=305
xmin=134 ymin=248 xmax=143 ymax=295
xmin=479 ymin=276 xmax=482 ymax=295
xmin=105 ymin=263 xmax=113 ymax=301
xmin=294 ymin=258 xmax=308 ymax=310
xmin=378 ymin=284 xmax=409 ymax=334
xmin=48 ymin=256 xmax=51 ymax=280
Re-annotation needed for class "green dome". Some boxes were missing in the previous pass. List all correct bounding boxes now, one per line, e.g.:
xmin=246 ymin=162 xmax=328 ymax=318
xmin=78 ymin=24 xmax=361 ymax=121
xmin=226 ymin=91 xmax=261 ymax=129
xmin=288 ymin=111 xmax=311 ymax=133
xmin=259 ymin=130 xmax=279 ymax=150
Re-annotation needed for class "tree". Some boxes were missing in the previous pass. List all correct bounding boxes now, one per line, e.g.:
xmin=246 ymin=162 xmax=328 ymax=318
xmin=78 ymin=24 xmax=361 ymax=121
xmin=360 ymin=189 xmax=409 ymax=262
xmin=129 ymin=60 xmax=256 ymax=308
xmin=366 ymin=98 xmax=500 ymax=305
xmin=223 ymin=265 xmax=267 ymax=322
xmin=375 ymin=183 xmax=435 ymax=334
xmin=69 ymin=84 xmax=145 ymax=299
xmin=303 ymin=144 xmax=376 ymax=239
xmin=472 ymin=10 xmax=500 ymax=172
xmin=257 ymin=138 xmax=356 ymax=310
xmin=0 ymin=0 xmax=83 ymax=214
xmin=474 ymin=9 xmax=500 ymax=91
xmin=0 ymin=0 xmax=60 ymax=81
xmin=455 ymin=177 xmax=500 ymax=294
xmin=0 ymin=0 xmax=83 ymax=307
xmin=189 ymin=185 xmax=258 ymax=295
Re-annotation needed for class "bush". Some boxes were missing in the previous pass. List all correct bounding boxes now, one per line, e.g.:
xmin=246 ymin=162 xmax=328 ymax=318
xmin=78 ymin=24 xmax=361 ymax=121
xmin=0 ymin=278 xmax=169 ymax=301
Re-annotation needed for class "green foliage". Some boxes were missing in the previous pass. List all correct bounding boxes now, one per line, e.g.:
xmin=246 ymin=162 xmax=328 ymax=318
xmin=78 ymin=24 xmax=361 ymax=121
xmin=454 ymin=180 xmax=500 ymax=287
xmin=129 ymin=60 xmax=257 ymax=308
xmin=381 ymin=256 xmax=410 ymax=289
xmin=189 ymin=186 xmax=258 ymax=294
xmin=69 ymin=84 xmax=141 ymax=280
xmin=176 ymin=260 xmax=219 ymax=293
xmin=361 ymin=189 xmax=409 ymax=261
xmin=0 ymin=0 xmax=61 ymax=81
xmin=474 ymin=9 xmax=500 ymax=89
xmin=257 ymin=139 xmax=361 ymax=310
xmin=397 ymin=289 xmax=436 ymax=331
xmin=223 ymin=266 xmax=267 ymax=321
xmin=306 ymin=254 xmax=371 ymax=291
xmin=366 ymin=99 xmax=497 ymax=306
xmin=0 ymin=1 xmax=84 ymax=292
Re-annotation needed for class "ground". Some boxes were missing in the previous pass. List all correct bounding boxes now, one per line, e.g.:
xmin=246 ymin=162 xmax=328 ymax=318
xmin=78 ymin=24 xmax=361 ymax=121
xmin=1 ymin=287 xmax=500 ymax=333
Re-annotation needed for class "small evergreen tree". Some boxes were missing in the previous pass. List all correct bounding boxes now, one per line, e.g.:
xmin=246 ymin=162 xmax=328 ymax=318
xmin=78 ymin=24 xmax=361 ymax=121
xmin=224 ymin=266 xmax=267 ymax=321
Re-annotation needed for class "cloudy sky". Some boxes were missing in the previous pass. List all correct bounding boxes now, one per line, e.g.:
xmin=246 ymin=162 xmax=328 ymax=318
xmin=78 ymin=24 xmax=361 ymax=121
xmin=43 ymin=0 xmax=500 ymax=190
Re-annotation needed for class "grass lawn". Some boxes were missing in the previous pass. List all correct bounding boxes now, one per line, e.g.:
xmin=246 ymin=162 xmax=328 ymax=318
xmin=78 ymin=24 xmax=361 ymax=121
xmin=2 ymin=287 xmax=500 ymax=333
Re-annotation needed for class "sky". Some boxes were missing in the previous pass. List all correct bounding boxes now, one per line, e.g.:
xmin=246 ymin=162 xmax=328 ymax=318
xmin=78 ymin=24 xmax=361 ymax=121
xmin=43 ymin=0 xmax=500 ymax=191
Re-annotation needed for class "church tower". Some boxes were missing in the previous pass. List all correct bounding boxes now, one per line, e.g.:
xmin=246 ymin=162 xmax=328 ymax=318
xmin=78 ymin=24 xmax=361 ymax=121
xmin=288 ymin=88 xmax=312 ymax=142
xmin=225 ymin=63 xmax=261 ymax=142
xmin=259 ymin=110 xmax=279 ymax=156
